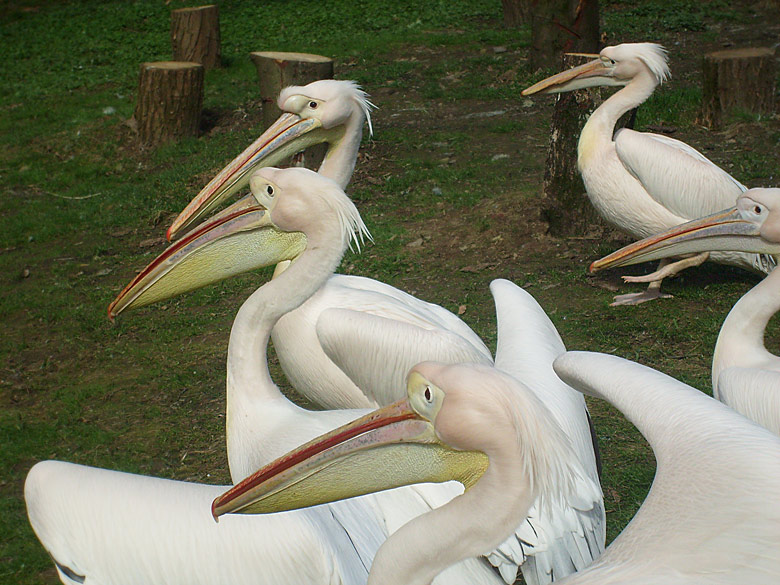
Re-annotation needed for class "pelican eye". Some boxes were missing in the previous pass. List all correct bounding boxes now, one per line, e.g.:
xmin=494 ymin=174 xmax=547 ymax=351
xmin=754 ymin=205 xmax=762 ymax=214
xmin=424 ymin=386 xmax=433 ymax=403
xmin=266 ymin=185 xmax=274 ymax=196
xmin=309 ymin=101 xmax=318 ymax=109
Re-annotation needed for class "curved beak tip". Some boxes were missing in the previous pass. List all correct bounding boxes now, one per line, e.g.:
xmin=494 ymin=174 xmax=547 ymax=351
xmin=587 ymin=261 xmax=598 ymax=273
xmin=165 ymin=225 xmax=175 ymax=242
xmin=211 ymin=500 xmax=220 ymax=523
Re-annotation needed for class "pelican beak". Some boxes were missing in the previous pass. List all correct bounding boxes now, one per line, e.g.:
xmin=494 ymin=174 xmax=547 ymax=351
xmin=211 ymin=372 xmax=488 ymax=519
xmin=589 ymin=207 xmax=771 ymax=272
xmin=522 ymin=57 xmax=617 ymax=95
xmin=108 ymin=193 xmax=306 ymax=319
xmin=166 ymin=112 xmax=334 ymax=241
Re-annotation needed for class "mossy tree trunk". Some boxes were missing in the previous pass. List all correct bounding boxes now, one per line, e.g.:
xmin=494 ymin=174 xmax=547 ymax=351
xmin=133 ymin=61 xmax=204 ymax=146
xmin=532 ymin=0 xmax=603 ymax=237
xmin=501 ymin=0 xmax=531 ymax=26
xmin=170 ymin=5 xmax=221 ymax=69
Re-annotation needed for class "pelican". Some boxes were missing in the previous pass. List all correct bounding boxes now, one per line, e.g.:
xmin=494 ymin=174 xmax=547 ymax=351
xmin=32 ymin=168 xmax=498 ymax=585
xmin=522 ymin=42 xmax=774 ymax=305
xmin=213 ymin=353 xmax=780 ymax=585
xmin=156 ymin=78 xmax=492 ymax=409
xmin=590 ymin=187 xmax=780 ymax=434
xmin=108 ymin=168 xmax=604 ymax=583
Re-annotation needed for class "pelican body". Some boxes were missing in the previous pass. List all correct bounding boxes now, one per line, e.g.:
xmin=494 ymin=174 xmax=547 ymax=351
xmin=523 ymin=43 xmax=773 ymax=304
xmin=590 ymin=187 xmax=780 ymax=434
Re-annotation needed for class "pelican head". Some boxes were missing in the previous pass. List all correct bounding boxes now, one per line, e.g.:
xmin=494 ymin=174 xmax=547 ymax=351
xmin=166 ymin=80 xmax=374 ymax=240
xmin=109 ymin=166 xmax=368 ymax=319
xmin=522 ymin=42 xmax=669 ymax=96
xmin=212 ymin=362 xmax=492 ymax=517
xmin=590 ymin=188 xmax=780 ymax=272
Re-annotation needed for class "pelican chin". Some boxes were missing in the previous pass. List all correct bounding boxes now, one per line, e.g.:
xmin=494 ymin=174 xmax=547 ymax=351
xmin=108 ymin=182 xmax=307 ymax=320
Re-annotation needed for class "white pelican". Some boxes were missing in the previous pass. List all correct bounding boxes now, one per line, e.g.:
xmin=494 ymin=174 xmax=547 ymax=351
xmin=33 ymin=168 xmax=498 ymax=585
xmin=589 ymin=187 xmax=780 ymax=434
xmin=213 ymin=353 xmax=780 ymax=585
xmin=158 ymin=78 xmax=492 ymax=410
xmin=108 ymin=168 xmax=604 ymax=583
xmin=522 ymin=42 xmax=774 ymax=305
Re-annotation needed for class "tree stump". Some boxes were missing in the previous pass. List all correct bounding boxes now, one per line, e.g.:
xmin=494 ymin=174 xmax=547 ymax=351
xmin=700 ymin=47 xmax=776 ymax=129
xmin=250 ymin=51 xmax=334 ymax=169
xmin=170 ymin=5 xmax=221 ymax=69
xmin=250 ymin=51 xmax=334 ymax=129
xmin=133 ymin=61 xmax=204 ymax=146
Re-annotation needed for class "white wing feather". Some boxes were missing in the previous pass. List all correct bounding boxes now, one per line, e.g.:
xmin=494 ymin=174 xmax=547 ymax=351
xmin=274 ymin=274 xmax=492 ymax=408
xmin=24 ymin=460 xmax=373 ymax=585
xmin=316 ymin=308 xmax=493 ymax=407
xmin=487 ymin=280 xmax=606 ymax=585
xmin=614 ymin=129 xmax=746 ymax=220
xmin=553 ymin=352 xmax=780 ymax=584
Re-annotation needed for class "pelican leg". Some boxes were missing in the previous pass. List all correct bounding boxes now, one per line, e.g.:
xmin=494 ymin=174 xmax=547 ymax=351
xmin=608 ymin=253 xmax=710 ymax=306
xmin=621 ymin=252 xmax=710 ymax=284
xmin=609 ymin=278 xmax=671 ymax=306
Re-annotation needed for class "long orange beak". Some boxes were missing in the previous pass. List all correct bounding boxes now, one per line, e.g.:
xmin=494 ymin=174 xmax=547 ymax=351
xmin=522 ymin=58 xmax=616 ymax=96
xmin=167 ymin=113 xmax=329 ymax=241
xmin=589 ymin=207 xmax=769 ymax=273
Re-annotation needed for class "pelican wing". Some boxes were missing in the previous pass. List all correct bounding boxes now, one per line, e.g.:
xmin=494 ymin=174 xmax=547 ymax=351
xmin=718 ymin=367 xmax=780 ymax=436
xmin=614 ymin=129 xmax=746 ymax=220
xmin=25 ymin=460 xmax=374 ymax=585
xmin=316 ymin=307 xmax=493 ymax=407
xmin=554 ymin=352 xmax=780 ymax=582
xmin=489 ymin=280 xmax=605 ymax=584
xmin=273 ymin=274 xmax=493 ymax=409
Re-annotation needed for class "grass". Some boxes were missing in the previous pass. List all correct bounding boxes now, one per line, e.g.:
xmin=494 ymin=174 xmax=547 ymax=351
xmin=2 ymin=0 xmax=778 ymax=583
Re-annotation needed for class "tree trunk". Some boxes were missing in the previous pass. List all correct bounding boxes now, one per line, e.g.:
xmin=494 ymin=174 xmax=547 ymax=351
xmin=699 ymin=47 xmax=776 ymax=129
xmin=250 ymin=51 xmax=334 ymax=169
xmin=133 ymin=61 xmax=204 ymax=146
xmin=501 ymin=0 xmax=531 ymax=27
xmin=541 ymin=57 xmax=604 ymax=236
xmin=170 ymin=5 xmax=221 ymax=69
xmin=534 ymin=1 xmax=603 ymax=237
xmin=529 ymin=0 xmax=599 ymax=71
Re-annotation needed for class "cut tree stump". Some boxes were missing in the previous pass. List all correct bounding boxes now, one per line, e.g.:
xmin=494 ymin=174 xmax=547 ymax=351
xmin=250 ymin=51 xmax=334 ymax=169
xmin=700 ymin=47 xmax=776 ymax=129
xmin=170 ymin=5 xmax=221 ymax=69
xmin=133 ymin=61 xmax=204 ymax=146
xmin=250 ymin=51 xmax=334 ymax=129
